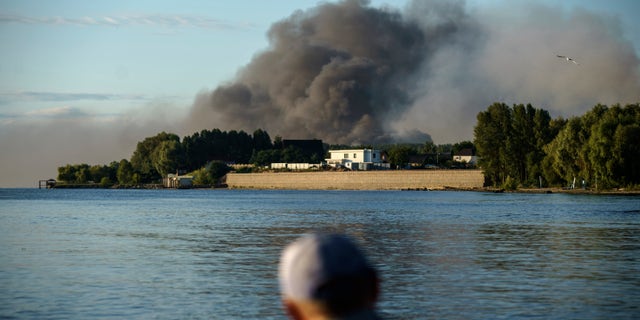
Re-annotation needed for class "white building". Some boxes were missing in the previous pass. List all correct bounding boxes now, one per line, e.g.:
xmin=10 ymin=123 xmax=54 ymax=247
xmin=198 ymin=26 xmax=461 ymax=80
xmin=453 ymin=148 xmax=478 ymax=165
xmin=326 ymin=149 xmax=389 ymax=170
xmin=270 ymin=163 xmax=320 ymax=170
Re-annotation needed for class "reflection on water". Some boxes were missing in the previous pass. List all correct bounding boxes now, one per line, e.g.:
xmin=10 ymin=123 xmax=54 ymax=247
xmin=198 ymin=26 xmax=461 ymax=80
xmin=0 ymin=189 xmax=638 ymax=319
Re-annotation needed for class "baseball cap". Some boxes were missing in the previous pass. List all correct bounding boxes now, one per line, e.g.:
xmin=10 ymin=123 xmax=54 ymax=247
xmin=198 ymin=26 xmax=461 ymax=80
xmin=278 ymin=233 xmax=376 ymax=302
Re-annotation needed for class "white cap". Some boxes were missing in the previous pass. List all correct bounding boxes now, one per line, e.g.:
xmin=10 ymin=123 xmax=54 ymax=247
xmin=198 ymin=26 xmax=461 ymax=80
xmin=278 ymin=233 xmax=375 ymax=301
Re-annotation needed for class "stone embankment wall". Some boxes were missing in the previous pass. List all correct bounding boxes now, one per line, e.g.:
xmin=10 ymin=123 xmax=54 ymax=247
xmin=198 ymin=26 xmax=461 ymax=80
xmin=226 ymin=170 xmax=484 ymax=190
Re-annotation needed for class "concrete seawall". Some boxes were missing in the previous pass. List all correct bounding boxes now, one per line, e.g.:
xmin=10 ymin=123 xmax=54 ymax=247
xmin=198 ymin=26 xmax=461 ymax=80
xmin=226 ymin=170 xmax=484 ymax=190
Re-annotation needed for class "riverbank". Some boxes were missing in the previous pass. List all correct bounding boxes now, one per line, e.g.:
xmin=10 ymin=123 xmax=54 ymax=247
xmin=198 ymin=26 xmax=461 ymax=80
xmin=513 ymin=187 xmax=640 ymax=195
xmin=45 ymin=170 xmax=639 ymax=195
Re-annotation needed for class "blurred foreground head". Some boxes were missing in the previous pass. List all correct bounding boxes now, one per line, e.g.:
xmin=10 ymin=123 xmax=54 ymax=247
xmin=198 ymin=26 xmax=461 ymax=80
xmin=279 ymin=233 xmax=380 ymax=320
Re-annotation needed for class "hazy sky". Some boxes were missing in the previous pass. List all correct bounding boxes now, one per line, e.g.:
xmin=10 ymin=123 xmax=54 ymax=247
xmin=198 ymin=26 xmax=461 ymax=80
xmin=1 ymin=0 xmax=639 ymax=187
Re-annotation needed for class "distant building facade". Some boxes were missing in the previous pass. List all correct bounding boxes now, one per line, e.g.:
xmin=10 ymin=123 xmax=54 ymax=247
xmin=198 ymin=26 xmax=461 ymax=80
xmin=326 ymin=149 xmax=389 ymax=170
xmin=453 ymin=148 xmax=478 ymax=165
xmin=270 ymin=163 xmax=320 ymax=170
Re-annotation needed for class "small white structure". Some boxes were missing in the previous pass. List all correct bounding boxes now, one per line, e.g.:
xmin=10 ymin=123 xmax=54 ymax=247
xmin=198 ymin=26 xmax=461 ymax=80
xmin=270 ymin=163 xmax=320 ymax=170
xmin=326 ymin=149 xmax=388 ymax=170
xmin=453 ymin=148 xmax=478 ymax=165
xmin=163 ymin=174 xmax=193 ymax=188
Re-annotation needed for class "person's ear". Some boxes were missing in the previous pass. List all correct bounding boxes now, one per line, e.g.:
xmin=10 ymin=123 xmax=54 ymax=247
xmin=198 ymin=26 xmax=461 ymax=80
xmin=283 ymin=299 xmax=304 ymax=320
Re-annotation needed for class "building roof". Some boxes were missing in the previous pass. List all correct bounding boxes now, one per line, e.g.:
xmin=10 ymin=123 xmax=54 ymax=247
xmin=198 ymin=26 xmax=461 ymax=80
xmin=455 ymin=148 xmax=474 ymax=156
xmin=282 ymin=139 xmax=324 ymax=159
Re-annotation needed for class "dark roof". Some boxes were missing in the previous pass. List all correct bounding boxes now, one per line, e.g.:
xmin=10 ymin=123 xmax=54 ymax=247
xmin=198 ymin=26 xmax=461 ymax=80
xmin=455 ymin=148 xmax=474 ymax=156
xmin=408 ymin=155 xmax=428 ymax=164
xmin=282 ymin=139 xmax=324 ymax=159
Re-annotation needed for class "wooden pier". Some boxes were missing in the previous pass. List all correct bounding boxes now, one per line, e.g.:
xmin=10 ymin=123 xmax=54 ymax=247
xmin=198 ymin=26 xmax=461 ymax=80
xmin=38 ymin=179 xmax=57 ymax=189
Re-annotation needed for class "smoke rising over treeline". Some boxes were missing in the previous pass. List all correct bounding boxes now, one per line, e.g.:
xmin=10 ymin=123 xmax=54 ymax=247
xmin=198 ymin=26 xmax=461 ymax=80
xmin=2 ymin=0 xmax=639 ymax=188
xmin=188 ymin=0 xmax=639 ymax=144
xmin=190 ymin=0 xmax=430 ymax=144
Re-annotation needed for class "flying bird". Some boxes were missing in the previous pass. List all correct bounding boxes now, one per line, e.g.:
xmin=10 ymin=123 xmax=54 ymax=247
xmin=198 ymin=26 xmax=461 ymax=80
xmin=556 ymin=54 xmax=580 ymax=65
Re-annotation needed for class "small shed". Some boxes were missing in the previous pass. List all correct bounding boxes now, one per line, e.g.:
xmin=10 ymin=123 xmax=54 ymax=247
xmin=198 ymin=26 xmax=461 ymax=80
xmin=163 ymin=174 xmax=193 ymax=188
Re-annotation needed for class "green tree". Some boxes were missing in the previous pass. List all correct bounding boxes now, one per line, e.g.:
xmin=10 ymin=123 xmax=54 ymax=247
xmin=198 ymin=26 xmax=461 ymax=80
xmin=475 ymin=103 xmax=559 ymax=187
xmin=193 ymin=161 xmax=231 ymax=186
xmin=208 ymin=161 xmax=231 ymax=181
xmin=57 ymin=164 xmax=77 ymax=182
xmin=543 ymin=117 xmax=584 ymax=186
xmin=273 ymin=135 xmax=283 ymax=149
xmin=452 ymin=141 xmax=474 ymax=155
xmin=191 ymin=167 xmax=213 ymax=185
xmin=421 ymin=141 xmax=437 ymax=154
xmin=528 ymin=108 xmax=554 ymax=184
xmin=226 ymin=130 xmax=254 ymax=163
xmin=89 ymin=165 xmax=109 ymax=183
xmin=508 ymin=104 xmax=534 ymax=183
xmin=74 ymin=164 xmax=91 ymax=183
xmin=252 ymin=128 xmax=273 ymax=151
xmin=387 ymin=145 xmax=412 ymax=169
xmin=251 ymin=149 xmax=281 ymax=166
xmin=152 ymin=139 xmax=183 ymax=177
xmin=474 ymin=103 xmax=512 ymax=186
xmin=99 ymin=177 xmax=112 ymax=187
xmin=117 ymin=159 xmax=135 ymax=185
xmin=107 ymin=161 xmax=119 ymax=183
xmin=586 ymin=104 xmax=640 ymax=187
xmin=130 ymin=132 xmax=180 ymax=182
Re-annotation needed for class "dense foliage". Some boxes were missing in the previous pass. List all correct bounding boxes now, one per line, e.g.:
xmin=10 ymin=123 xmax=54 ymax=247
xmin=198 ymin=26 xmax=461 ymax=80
xmin=56 ymin=102 xmax=638 ymax=190
xmin=57 ymin=128 xmax=315 ymax=185
xmin=474 ymin=103 xmax=560 ymax=187
xmin=57 ymin=162 xmax=120 ymax=186
xmin=543 ymin=104 xmax=640 ymax=189
xmin=474 ymin=103 xmax=640 ymax=189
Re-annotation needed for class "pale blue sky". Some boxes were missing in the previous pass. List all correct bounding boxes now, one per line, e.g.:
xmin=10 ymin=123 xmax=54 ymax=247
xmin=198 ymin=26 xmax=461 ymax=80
xmin=0 ymin=0 xmax=638 ymax=187
xmin=1 ymin=1 xmax=335 ymax=116
xmin=2 ymin=0 xmax=637 ymax=118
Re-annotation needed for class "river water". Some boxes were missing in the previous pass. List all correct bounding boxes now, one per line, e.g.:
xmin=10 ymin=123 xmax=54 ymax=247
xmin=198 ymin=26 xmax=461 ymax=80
xmin=1 ymin=189 xmax=638 ymax=319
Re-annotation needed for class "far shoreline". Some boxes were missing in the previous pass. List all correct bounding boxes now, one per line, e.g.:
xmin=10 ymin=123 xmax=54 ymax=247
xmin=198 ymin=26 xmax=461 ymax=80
xmin=43 ymin=183 xmax=640 ymax=195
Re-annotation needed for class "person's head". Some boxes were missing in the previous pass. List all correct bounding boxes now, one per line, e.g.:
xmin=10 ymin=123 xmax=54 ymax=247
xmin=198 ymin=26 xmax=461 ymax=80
xmin=278 ymin=233 xmax=379 ymax=320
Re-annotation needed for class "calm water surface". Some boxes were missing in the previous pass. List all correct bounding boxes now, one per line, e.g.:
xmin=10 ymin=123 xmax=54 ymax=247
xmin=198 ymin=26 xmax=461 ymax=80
xmin=1 ymin=189 xmax=639 ymax=319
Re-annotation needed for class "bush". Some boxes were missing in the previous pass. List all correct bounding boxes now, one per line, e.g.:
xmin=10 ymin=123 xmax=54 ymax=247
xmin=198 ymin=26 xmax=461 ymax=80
xmin=100 ymin=177 xmax=113 ymax=187
xmin=502 ymin=176 xmax=518 ymax=191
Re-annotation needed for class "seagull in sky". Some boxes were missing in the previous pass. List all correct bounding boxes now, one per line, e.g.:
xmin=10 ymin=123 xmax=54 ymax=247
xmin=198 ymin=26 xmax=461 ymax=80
xmin=556 ymin=54 xmax=580 ymax=65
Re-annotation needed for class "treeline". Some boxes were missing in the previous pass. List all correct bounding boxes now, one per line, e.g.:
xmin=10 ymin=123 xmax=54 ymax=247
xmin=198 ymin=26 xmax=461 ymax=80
xmin=56 ymin=126 xmax=474 ymax=186
xmin=57 ymin=102 xmax=639 ymax=190
xmin=474 ymin=102 xmax=640 ymax=189
xmin=57 ymin=129 xmax=324 ymax=186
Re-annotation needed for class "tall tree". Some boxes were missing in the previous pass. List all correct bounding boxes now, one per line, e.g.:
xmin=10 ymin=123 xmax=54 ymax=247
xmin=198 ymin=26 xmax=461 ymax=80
xmin=152 ymin=139 xmax=183 ymax=177
xmin=474 ymin=103 xmax=512 ymax=186
xmin=252 ymin=129 xmax=273 ymax=151
xmin=387 ymin=145 xmax=412 ymax=169
xmin=117 ymin=159 xmax=134 ymax=185
xmin=586 ymin=104 xmax=640 ymax=187
xmin=130 ymin=132 xmax=180 ymax=181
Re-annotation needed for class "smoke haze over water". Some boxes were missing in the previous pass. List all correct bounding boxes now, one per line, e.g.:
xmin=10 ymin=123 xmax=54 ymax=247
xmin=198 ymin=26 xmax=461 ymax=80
xmin=188 ymin=0 xmax=639 ymax=144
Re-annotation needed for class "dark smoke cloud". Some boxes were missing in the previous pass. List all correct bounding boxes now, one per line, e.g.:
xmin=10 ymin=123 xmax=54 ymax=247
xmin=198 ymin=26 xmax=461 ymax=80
xmin=190 ymin=0 xmax=433 ymax=144
xmin=398 ymin=1 xmax=640 ymax=142
xmin=188 ymin=0 xmax=640 ymax=144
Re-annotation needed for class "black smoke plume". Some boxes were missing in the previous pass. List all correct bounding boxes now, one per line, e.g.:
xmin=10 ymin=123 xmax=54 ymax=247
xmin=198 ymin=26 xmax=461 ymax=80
xmin=189 ymin=0 xmax=640 ymax=144
xmin=190 ymin=0 xmax=437 ymax=144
